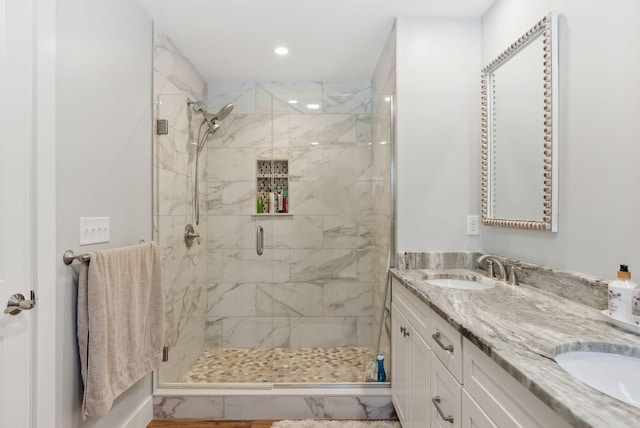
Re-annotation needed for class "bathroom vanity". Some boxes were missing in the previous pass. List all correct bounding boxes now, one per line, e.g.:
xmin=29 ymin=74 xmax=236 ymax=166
xmin=390 ymin=268 xmax=640 ymax=428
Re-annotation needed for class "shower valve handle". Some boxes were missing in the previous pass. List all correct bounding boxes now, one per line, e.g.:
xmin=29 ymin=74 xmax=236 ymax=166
xmin=184 ymin=224 xmax=200 ymax=247
xmin=188 ymin=232 xmax=201 ymax=245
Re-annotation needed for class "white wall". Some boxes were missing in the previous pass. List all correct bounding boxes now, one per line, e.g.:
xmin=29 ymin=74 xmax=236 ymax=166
xmin=56 ymin=0 xmax=153 ymax=426
xmin=396 ymin=18 xmax=481 ymax=252
xmin=481 ymin=0 xmax=640 ymax=278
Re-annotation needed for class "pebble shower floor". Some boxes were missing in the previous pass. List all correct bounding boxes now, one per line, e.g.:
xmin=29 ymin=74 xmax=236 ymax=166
xmin=180 ymin=347 xmax=374 ymax=383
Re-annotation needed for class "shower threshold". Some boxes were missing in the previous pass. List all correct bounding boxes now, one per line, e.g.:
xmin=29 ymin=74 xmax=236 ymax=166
xmin=157 ymin=381 xmax=390 ymax=392
xmin=153 ymin=346 xmax=392 ymax=420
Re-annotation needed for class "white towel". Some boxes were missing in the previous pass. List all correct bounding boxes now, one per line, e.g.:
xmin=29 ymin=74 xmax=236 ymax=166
xmin=77 ymin=242 xmax=165 ymax=419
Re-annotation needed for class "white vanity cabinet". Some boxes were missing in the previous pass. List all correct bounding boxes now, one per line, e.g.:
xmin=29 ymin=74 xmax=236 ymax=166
xmin=391 ymin=278 xmax=572 ymax=428
xmin=461 ymin=390 xmax=497 ymax=428
xmin=391 ymin=282 xmax=432 ymax=427
xmin=430 ymin=352 xmax=461 ymax=428
xmin=390 ymin=302 xmax=410 ymax=425
xmin=462 ymin=337 xmax=572 ymax=428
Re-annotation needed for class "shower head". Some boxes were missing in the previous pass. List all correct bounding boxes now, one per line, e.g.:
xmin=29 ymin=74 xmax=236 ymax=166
xmin=216 ymin=103 xmax=234 ymax=121
xmin=203 ymin=103 xmax=234 ymax=122
xmin=197 ymin=122 xmax=221 ymax=153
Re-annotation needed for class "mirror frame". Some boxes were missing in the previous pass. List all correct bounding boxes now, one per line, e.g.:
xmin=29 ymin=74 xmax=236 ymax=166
xmin=481 ymin=13 xmax=559 ymax=231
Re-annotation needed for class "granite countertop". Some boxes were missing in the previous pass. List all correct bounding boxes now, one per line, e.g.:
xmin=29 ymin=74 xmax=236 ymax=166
xmin=390 ymin=268 xmax=640 ymax=428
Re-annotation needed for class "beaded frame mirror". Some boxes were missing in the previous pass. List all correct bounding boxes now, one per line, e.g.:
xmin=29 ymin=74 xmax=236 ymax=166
xmin=481 ymin=13 xmax=559 ymax=231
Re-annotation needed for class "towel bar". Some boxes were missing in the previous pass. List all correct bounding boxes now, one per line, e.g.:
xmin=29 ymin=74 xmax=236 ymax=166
xmin=63 ymin=250 xmax=91 ymax=265
xmin=63 ymin=240 xmax=147 ymax=265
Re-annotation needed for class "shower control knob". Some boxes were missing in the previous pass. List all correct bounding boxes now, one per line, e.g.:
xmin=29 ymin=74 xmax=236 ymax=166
xmin=184 ymin=224 xmax=200 ymax=247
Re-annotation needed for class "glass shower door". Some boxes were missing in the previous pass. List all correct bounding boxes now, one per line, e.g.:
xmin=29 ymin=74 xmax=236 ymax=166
xmin=155 ymin=93 xmax=209 ymax=383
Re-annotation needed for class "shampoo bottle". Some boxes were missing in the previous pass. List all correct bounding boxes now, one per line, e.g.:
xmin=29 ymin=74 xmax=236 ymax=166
xmin=376 ymin=352 xmax=386 ymax=382
xmin=608 ymin=265 xmax=637 ymax=323
xmin=268 ymin=192 xmax=275 ymax=214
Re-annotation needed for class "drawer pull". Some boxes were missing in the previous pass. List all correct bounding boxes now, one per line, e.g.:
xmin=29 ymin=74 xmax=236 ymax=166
xmin=432 ymin=396 xmax=454 ymax=424
xmin=432 ymin=332 xmax=454 ymax=352
xmin=400 ymin=326 xmax=406 ymax=334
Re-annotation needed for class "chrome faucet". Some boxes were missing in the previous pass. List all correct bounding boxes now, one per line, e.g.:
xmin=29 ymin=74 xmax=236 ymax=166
xmin=476 ymin=254 xmax=507 ymax=281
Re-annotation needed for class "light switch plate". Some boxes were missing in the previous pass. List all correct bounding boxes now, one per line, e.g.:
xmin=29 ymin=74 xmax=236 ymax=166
xmin=80 ymin=217 xmax=110 ymax=245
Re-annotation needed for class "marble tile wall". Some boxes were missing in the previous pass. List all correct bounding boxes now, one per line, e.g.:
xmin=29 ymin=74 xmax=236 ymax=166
xmin=371 ymin=23 xmax=396 ymax=378
xmin=153 ymin=27 xmax=209 ymax=383
xmin=205 ymin=81 xmax=376 ymax=348
xmin=154 ymin=394 xmax=395 ymax=420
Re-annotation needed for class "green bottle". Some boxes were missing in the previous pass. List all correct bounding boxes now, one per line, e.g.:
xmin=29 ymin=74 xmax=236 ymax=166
xmin=257 ymin=197 xmax=264 ymax=213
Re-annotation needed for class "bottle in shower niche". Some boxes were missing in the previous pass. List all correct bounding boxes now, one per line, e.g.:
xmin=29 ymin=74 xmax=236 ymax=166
xmin=269 ymin=192 xmax=275 ymax=214
xmin=277 ymin=190 xmax=283 ymax=212
xmin=608 ymin=264 xmax=637 ymax=323
xmin=282 ymin=189 xmax=288 ymax=213
xmin=377 ymin=352 xmax=386 ymax=382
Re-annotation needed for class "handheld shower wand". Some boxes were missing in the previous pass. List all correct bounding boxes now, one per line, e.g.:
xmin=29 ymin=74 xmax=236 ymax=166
xmin=194 ymin=120 xmax=221 ymax=225
xmin=188 ymin=100 xmax=235 ymax=226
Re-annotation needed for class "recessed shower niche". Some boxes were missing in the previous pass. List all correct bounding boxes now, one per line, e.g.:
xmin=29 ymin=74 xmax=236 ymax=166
xmin=256 ymin=159 xmax=290 ymax=215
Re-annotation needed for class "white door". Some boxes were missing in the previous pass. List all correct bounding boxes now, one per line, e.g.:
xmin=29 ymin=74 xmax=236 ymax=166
xmin=0 ymin=0 xmax=36 ymax=426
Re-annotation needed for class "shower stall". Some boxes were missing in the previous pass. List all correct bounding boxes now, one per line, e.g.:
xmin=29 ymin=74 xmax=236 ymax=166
xmin=154 ymin=80 xmax=394 ymax=387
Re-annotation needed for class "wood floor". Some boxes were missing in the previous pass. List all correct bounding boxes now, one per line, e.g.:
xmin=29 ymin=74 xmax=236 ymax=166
xmin=147 ymin=420 xmax=278 ymax=428
xmin=147 ymin=420 xmax=398 ymax=427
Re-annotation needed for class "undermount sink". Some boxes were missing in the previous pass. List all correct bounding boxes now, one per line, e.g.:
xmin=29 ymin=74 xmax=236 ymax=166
xmin=424 ymin=277 xmax=494 ymax=290
xmin=555 ymin=350 xmax=640 ymax=408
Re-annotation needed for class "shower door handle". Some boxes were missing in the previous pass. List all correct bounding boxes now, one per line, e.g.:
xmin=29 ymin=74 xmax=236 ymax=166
xmin=256 ymin=226 xmax=264 ymax=256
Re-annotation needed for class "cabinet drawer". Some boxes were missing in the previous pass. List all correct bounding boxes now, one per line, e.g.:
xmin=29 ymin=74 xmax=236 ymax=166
xmin=427 ymin=310 xmax=463 ymax=382
xmin=392 ymin=279 xmax=431 ymax=341
xmin=431 ymin=351 xmax=461 ymax=428
xmin=462 ymin=337 xmax=572 ymax=428
xmin=461 ymin=389 xmax=497 ymax=428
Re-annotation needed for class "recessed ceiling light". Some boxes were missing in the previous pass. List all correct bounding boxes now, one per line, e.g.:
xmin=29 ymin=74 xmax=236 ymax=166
xmin=384 ymin=96 xmax=391 ymax=102
xmin=380 ymin=141 xmax=387 ymax=145
xmin=288 ymin=100 xmax=298 ymax=104
xmin=311 ymin=142 xmax=320 ymax=146
xmin=306 ymin=104 xmax=320 ymax=110
xmin=275 ymin=46 xmax=289 ymax=56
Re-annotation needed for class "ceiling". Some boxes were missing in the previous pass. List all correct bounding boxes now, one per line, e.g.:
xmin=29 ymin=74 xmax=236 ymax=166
xmin=136 ymin=0 xmax=495 ymax=82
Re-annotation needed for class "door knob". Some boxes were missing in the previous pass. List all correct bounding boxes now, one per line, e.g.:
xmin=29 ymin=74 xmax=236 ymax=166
xmin=4 ymin=291 xmax=36 ymax=315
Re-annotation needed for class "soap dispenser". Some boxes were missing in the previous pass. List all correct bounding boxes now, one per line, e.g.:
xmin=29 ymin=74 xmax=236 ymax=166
xmin=632 ymin=278 xmax=640 ymax=325
xmin=608 ymin=265 xmax=637 ymax=323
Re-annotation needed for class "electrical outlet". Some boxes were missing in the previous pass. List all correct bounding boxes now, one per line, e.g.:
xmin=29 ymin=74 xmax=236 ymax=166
xmin=467 ymin=215 xmax=480 ymax=235
xmin=80 ymin=217 xmax=110 ymax=245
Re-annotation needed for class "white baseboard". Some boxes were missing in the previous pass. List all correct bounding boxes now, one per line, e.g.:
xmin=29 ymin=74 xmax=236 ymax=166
xmin=123 ymin=396 xmax=153 ymax=428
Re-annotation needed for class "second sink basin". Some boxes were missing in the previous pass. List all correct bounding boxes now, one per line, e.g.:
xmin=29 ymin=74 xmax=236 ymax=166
xmin=555 ymin=350 xmax=640 ymax=408
xmin=424 ymin=278 xmax=494 ymax=290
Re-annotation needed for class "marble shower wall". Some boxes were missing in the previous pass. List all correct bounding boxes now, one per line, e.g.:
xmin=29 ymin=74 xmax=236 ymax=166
xmin=205 ymin=81 xmax=376 ymax=348
xmin=371 ymin=23 xmax=396 ymax=375
xmin=153 ymin=27 xmax=209 ymax=383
